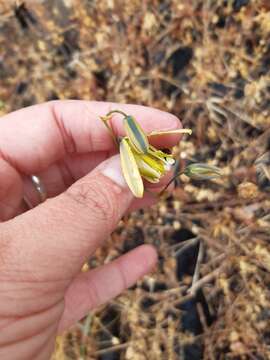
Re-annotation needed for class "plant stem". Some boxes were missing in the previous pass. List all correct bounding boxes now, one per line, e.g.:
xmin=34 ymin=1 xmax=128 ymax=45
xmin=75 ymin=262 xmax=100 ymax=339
xmin=100 ymin=110 xmax=129 ymax=148
xmin=100 ymin=115 xmax=119 ymax=147
xmin=159 ymin=171 xmax=183 ymax=196
xmin=106 ymin=109 xmax=128 ymax=118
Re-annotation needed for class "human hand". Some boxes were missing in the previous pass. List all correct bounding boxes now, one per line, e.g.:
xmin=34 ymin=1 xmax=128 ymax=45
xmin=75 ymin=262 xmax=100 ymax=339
xmin=0 ymin=101 xmax=181 ymax=359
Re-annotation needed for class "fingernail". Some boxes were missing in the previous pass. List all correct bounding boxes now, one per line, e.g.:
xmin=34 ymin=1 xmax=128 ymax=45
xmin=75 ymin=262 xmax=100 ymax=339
xmin=100 ymin=155 xmax=128 ymax=189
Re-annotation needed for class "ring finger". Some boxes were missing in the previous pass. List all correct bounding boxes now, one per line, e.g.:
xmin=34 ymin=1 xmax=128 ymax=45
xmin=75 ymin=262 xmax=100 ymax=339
xmin=22 ymin=151 xmax=110 ymax=209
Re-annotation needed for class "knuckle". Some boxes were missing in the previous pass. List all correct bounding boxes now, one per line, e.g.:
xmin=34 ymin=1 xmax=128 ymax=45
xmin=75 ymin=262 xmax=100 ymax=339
xmin=65 ymin=180 xmax=117 ymax=223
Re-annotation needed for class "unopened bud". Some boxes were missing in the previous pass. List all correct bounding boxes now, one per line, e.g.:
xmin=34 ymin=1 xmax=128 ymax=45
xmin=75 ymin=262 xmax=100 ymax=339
xmin=184 ymin=163 xmax=222 ymax=180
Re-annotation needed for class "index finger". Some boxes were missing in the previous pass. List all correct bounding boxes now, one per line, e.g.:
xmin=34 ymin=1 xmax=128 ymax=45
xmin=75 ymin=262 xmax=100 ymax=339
xmin=0 ymin=100 xmax=181 ymax=174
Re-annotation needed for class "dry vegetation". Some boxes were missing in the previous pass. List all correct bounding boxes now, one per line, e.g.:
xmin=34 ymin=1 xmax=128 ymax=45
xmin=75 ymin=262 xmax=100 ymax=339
xmin=0 ymin=1 xmax=270 ymax=359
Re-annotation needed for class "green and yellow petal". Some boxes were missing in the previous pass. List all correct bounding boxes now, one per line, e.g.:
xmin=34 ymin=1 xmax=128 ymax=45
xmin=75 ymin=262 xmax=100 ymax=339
xmin=119 ymin=138 xmax=144 ymax=198
xmin=133 ymin=153 xmax=164 ymax=183
xmin=123 ymin=115 xmax=149 ymax=154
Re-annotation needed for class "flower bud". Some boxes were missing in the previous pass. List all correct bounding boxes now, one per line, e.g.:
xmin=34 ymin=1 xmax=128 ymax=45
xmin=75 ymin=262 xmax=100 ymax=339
xmin=184 ymin=163 xmax=222 ymax=180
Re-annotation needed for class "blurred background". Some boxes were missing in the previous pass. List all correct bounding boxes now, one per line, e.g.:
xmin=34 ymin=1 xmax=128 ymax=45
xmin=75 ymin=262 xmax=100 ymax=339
xmin=0 ymin=1 xmax=270 ymax=359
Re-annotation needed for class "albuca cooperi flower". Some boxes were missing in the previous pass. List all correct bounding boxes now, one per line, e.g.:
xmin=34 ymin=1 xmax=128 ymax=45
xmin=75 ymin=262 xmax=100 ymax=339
xmin=101 ymin=111 xmax=192 ymax=198
xmin=120 ymin=138 xmax=177 ymax=197
xmin=101 ymin=111 xmax=221 ymax=198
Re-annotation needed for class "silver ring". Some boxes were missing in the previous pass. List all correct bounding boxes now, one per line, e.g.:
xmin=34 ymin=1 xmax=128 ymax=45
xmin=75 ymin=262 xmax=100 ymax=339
xmin=23 ymin=175 xmax=47 ymax=209
xmin=31 ymin=175 xmax=47 ymax=203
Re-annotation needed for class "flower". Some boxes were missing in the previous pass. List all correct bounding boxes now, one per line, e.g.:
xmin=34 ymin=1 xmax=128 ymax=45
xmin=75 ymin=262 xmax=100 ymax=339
xmin=120 ymin=137 xmax=177 ymax=198
xmin=101 ymin=110 xmax=192 ymax=198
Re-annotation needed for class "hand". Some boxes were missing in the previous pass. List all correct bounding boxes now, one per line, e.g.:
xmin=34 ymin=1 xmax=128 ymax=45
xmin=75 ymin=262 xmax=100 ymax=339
xmin=0 ymin=100 xmax=181 ymax=359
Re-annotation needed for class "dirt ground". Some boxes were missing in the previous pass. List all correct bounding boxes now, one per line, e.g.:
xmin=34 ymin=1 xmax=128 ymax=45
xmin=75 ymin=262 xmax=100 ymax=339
xmin=0 ymin=1 xmax=270 ymax=359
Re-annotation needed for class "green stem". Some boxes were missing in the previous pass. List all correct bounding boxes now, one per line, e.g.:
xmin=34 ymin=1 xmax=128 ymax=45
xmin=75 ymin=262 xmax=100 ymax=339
xmin=105 ymin=110 xmax=128 ymax=118
xmin=100 ymin=115 xmax=119 ymax=147
xmin=159 ymin=171 xmax=183 ymax=196
xmin=101 ymin=110 xmax=129 ymax=148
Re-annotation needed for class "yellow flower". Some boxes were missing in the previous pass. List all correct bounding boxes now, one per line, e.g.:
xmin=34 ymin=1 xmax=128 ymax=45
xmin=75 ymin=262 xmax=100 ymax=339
xmin=120 ymin=138 xmax=177 ymax=198
xmin=101 ymin=110 xmax=192 ymax=198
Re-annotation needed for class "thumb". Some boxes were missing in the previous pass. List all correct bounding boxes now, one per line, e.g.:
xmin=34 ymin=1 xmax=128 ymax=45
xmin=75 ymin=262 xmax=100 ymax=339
xmin=3 ymin=155 xmax=134 ymax=281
